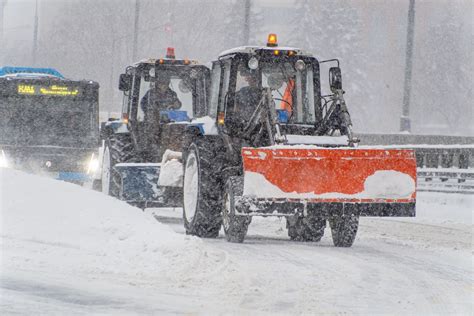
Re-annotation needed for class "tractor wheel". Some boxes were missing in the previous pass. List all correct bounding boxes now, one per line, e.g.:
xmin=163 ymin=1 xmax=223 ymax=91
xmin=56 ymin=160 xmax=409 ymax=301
xmin=287 ymin=215 xmax=326 ymax=242
xmin=182 ymin=141 xmax=222 ymax=238
xmin=101 ymin=134 xmax=134 ymax=198
xmin=222 ymin=177 xmax=251 ymax=243
xmin=329 ymin=214 xmax=359 ymax=247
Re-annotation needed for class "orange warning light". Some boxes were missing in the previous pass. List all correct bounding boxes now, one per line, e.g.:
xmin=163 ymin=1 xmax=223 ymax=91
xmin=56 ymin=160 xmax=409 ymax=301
xmin=267 ymin=33 xmax=278 ymax=47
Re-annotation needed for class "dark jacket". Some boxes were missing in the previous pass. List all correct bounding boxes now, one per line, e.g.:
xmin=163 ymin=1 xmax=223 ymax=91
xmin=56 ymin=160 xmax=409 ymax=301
xmin=140 ymin=88 xmax=181 ymax=114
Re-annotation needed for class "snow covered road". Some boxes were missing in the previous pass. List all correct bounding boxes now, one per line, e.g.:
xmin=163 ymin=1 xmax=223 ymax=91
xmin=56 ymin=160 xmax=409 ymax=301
xmin=1 ymin=169 xmax=472 ymax=315
xmin=153 ymin=206 xmax=472 ymax=315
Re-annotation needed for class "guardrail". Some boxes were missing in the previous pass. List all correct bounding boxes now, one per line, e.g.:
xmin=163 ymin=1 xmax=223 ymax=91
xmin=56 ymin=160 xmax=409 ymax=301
xmin=412 ymin=145 xmax=474 ymax=194
xmin=417 ymin=168 xmax=474 ymax=194
xmin=356 ymin=133 xmax=474 ymax=194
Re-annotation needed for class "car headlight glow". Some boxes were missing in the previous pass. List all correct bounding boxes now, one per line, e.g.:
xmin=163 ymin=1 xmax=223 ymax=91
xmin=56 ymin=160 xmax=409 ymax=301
xmin=0 ymin=150 xmax=9 ymax=168
xmin=87 ymin=153 xmax=99 ymax=174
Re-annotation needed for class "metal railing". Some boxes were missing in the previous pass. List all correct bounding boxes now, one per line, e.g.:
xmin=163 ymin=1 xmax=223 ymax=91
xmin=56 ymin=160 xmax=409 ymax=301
xmin=410 ymin=145 xmax=473 ymax=194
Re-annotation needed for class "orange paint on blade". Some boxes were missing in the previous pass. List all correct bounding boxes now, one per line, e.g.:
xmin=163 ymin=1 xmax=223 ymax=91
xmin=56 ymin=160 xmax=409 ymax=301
xmin=242 ymin=148 xmax=417 ymax=198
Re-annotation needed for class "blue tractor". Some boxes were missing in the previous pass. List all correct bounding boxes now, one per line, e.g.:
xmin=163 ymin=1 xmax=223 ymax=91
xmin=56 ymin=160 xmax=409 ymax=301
xmin=99 ymin=49 xmax=211 ymax=209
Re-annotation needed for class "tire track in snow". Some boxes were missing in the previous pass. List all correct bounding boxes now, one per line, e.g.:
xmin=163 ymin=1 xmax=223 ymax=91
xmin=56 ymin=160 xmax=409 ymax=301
xmin=151 ymin=200 xmax=472 ymax=315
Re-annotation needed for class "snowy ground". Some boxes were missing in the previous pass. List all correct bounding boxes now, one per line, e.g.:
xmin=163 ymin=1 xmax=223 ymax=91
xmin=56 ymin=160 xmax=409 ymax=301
xmin=1 ymin=169 xmax=472 ymax=315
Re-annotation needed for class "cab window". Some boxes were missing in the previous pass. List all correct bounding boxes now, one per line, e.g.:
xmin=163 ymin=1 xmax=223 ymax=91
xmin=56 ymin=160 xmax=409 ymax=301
xmin=137 ymin=73 xmax=149 ymax=122
xmin=208 ymin=63 xmax=221 ymax=118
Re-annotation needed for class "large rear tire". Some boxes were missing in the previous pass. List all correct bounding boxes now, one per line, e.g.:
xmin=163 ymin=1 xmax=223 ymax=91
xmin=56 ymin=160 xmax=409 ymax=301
xmin=329 ymin=214 xmax=359 ymax=247
xmin=222 ymin=177 xmax=251 ymax=243
xmin=101 ymin=134 xmax=134 ymax=198
xmin=287 ymin=215 xmax=326 ymax=242
xmin=182 ymin=141 xmax=222 ymax=238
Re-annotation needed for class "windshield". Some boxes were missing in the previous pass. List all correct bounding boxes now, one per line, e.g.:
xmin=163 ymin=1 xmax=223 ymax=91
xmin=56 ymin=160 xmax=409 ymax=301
xmin=137 ymin=66 xmax=208 ymax=122
xmin=0 ymin=96 xmax=96 ymax=147
xmin=236 ymin=59 xmax=316 ymax=124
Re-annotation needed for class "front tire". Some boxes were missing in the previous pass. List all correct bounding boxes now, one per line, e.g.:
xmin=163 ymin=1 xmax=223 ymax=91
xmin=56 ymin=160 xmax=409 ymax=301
xmin=222 ymin=177 xmax=251 ymax=243
xmin=101 ymin=134 xmax=134 ymax=198
xmin=329 ymin=214 xmax=359 ymax=247
xmin=182 ymin=141 xmax=222 ymax=238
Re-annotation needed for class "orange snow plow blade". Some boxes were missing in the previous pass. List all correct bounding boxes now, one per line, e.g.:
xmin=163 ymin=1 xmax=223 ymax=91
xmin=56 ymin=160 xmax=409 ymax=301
xmin=241 ymin=147 xmax=417 ymax=203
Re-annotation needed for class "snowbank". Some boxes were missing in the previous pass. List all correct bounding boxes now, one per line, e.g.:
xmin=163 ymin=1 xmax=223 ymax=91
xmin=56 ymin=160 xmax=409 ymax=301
xmin=0 ymin=169 xmax=209 ymax=284
xmin=0 ymin=169 xmax=472 ymax=315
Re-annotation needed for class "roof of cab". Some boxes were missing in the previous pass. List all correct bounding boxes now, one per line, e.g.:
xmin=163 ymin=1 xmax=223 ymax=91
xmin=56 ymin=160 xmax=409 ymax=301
xmin=218 ymin=46 xmax=313 ymax=58
xmin=132 ymin=58 xmax=201 ymax=67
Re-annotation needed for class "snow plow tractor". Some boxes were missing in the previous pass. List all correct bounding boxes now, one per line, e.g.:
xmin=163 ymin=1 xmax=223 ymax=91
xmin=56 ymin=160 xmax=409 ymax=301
xmin=99 ymin=48 xmax=210 ymax=209
xmin=181 ymin=34 xmax=417 ymax=246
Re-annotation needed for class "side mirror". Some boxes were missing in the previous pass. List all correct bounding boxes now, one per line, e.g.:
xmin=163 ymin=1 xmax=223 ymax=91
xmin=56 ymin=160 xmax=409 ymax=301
xmin=118 ymin=74 xmax=132 ymax=91
xmin=329 ymin=67 xmax=342 ymax=92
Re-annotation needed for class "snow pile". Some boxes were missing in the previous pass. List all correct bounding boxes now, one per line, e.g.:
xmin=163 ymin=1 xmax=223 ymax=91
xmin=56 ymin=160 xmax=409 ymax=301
xmin=158 ymin=149 xmax=183 ymax=187
xmin=363 ymin=170 xmax=415 ymax=198
xmin=243 ymin=170 xmax=415 ymax=199
xmin=158 ymin=159 xmax=183 ymax=187
xmin=244 ymin=172 xmax=294 ymax=198
xmin=0 ymin=169 xmax=471 ymax=315
xmin=0 ymin=169 xmax=212 ymax=284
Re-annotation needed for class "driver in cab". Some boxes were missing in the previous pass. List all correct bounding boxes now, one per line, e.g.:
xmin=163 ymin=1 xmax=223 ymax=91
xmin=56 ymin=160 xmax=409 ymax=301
xmin=235 ymin=68 xmax=260 ymax=111
xmin=141 ymin=76 xmax=182 ymax=118
xmin=233 ymin=67 xmax=261 ymax=127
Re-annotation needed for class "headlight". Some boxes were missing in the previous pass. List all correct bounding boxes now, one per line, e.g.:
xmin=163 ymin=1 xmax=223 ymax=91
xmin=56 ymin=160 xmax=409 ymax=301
xmin=0 ymin=150 xmax=9 ymax=168
xmin=295 ymin=59 xmax=306 ymax=71
xmin=87 ymin=153 xmax=99 ymax=174
xmin=248 ymin=57 xmax=259 ymax=70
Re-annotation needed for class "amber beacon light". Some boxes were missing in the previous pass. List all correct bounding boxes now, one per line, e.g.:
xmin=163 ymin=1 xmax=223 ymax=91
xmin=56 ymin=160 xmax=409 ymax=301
xmin=267 ymin=33 xmax=278 ymax=47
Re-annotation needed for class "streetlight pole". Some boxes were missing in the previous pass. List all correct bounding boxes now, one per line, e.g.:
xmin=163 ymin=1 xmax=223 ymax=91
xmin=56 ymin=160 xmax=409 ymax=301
xmin=32 ymin=0 xmax=39 ymax=65
xmin=132 ymin=0 xmax=140 ymax=62
xmin=400 ymin=0 xmax=415 ymax=133
xmin=1 ymin=0 xmax=8 ymax=64
xmin=243 ymin=0 xmax=250 ymax=45
xmin=110 ymin=20 xmax=169 ymax=109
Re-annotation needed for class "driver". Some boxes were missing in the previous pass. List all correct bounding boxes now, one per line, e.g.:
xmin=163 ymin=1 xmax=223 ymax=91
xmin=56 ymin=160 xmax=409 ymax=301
xmin=235 ymin=68 xmax=261 ymax=121
xmin=141 ymin=76 xmax=182 ymax=116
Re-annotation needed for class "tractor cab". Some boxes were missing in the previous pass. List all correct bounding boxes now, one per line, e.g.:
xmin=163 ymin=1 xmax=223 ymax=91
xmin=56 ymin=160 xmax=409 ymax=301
xmin=208 ymin=34 xmax=354 ymax=148
xmin=100 ymin=48 xmax=210 ymax=208
xmin=179 ymin=35 xmax=416 ymax=245
xmin=117 ymin=48 xmax=210 ymax=161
